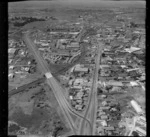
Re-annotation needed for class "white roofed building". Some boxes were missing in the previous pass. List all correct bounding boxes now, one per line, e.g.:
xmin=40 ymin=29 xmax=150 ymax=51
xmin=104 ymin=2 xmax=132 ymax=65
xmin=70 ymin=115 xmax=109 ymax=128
xmin=130 ymin=100 xmax=143 ymax=114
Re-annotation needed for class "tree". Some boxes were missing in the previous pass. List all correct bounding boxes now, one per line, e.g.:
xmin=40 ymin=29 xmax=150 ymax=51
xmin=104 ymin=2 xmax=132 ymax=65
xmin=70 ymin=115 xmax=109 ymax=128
xmin=132 ymin=131 xmax=140 ymax=136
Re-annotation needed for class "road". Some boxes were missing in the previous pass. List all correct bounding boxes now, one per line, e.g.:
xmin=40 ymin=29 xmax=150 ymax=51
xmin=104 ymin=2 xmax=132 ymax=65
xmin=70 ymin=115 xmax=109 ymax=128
xmin=23 ymin=31 xmax=92 ymax=135
xmin=23 ymin=32 xmax=77 ymax=134
xmin=79 ymin=40 xmax=104 ymax=135
xmin=128 ymin=117 xmax=137 ymax=136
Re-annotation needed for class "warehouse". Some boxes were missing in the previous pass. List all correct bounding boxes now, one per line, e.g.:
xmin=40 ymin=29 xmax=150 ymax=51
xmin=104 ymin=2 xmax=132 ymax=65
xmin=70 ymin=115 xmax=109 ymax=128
xmin=130 ymin=100 xmax=143 ymax=114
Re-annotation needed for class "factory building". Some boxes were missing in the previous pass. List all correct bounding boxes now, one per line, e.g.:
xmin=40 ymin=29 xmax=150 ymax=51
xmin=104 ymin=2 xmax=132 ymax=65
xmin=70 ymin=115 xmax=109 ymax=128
xmin=130 ymin=100 xmax=143 ymax=114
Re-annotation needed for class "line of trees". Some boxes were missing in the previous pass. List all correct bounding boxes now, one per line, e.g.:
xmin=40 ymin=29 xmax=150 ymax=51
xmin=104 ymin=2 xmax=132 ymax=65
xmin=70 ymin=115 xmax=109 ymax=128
xmin=12 ymin=17 xmax=45 ymax=27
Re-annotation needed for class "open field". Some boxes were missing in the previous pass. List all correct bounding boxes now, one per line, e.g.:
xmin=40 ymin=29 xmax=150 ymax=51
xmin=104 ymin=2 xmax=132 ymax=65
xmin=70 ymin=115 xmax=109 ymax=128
xmin=9 ymin=83 xmax=71 ymax=136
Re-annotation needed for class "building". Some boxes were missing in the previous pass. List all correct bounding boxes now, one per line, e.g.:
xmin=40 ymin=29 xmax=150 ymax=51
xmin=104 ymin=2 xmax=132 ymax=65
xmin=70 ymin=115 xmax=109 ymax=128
xmin=74 ymin=64 xmax=89 ymax=72
xmin=130 ymin=81 xmax=139 ymax=87
xmin=124 ymin=47 xmax=141 ymax=53
xmin=137 ymin=116 xmax=146 ymax=126
xmin=74 ymin=78 xmax=87 ymax=85
xmin=8 ymin=73 xmax=14 ymax=79
xmin=9 ymin=65 xmax=14 ymax=70
xmin=97 ymin=127 xmax=104 ymax=134
xmin=66 ymin=42 xmax=79 ymax=49
xmin=75 ymin=104 xmax=82 ymax=110
xmin=126 ymin=68 xmax=140 ymax=72
xmin=100 ymin=65 xmax=110 ymax=69
xmin=130 ymin=100 xmax=143 ymax=114
xmin=134 ymin=127 xmax=146 ymax=136
xmin=103 ymin=126 xmax=114 ymax=131
xmin=106 ymin=81 xmax=123 ymax=87
xmin=73 ymin=85 xmax=82 ymax=89
xmin=8 ymin=48 xmax=16 ymax=54
xmin=101 ymin=115 xmax=108 ymax=120
xmin=97 ymin=120 xmax=107 ymax=127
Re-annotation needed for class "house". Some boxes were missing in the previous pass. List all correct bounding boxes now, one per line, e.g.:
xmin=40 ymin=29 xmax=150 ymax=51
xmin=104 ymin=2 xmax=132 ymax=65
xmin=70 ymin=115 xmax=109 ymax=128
xmin=97 ymin=120 xmax=107 ymax=127
xmin=130 ymin=81 xmax=139 ymax=87
xmin=75 ymin=104 xmax=82 ymax=110
xmin=8 ymin=59 xmax=13 ymax=64
xmin=97 ymin=111 xmax=106 ymax=117
xmin=137 ymin=116 xmax=146 ymax=125
xmin=41 ymin=43 xmax=49 ymax=46
xmin=99 ymin=106 xmax=110 ymax=110
xmin=106 ymin=81 xmax=123 ymax=87
xmin=101 ymin=115 xmax=108 ymax=120
xmin=76 ymin=91 xmax=84 ymax=98
xmin=9 ymin=65 xmax=14 ymax=70
xmin=28 ymin=61 xmax=31 ymax=65
xmin=74 ymin=64 xmax=89 ymax=72
xmin=24 ymin=67 xmax=30 ymax=72
xmin=126 ymin=68 xmax=140 ymax=72
xmin=97 ymin=127 xmax=104 ymax=134
xmin=124 ymin=47 xmax=141 ymax=53
xmin=74 ymin=78 xmax=86 ymax=85
xmin=8 ymin=73 xmax=14 ymax=79
xmin=102 ymin=101 xmax=107 ymax=106
xmin=66 ymin=42 xmax=79 ymax=49
xmin=69 ymin=80 xmax=74 ymax=85
xmin=69 ymin=95 xmax=73 ymax=100
xmin=73 ymin=85 xmax=82 ymax=89
xmin=100 ymin=65 xmax=110 ymax=69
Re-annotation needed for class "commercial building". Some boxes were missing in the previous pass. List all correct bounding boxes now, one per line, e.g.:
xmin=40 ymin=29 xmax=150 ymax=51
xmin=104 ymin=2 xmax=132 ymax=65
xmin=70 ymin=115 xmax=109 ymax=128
xmin=8 ymin=48 xmax=16 ymax=54
xmin=66 ymin=42 xmax=79 ymax=49
xmin=74 ymin=64 xmax=89 ymax=72
xmin=105 ymin=81 xmax=123 ymax=87
xmin=103 ymin=126 xmax=115 ymax=131
xmin=134 ymin=127 xmax=146 ymax=136
xmin=130 ymin=100 xmax=143 ymax=114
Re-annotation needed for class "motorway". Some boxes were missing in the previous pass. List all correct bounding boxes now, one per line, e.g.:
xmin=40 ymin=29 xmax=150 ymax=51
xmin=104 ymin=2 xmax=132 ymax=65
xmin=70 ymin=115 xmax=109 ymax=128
xmin=23 ymin=32 xmax=77 ymax=134
xmin=79 ymin=40 xmax=104 ymax=135
xmin=23 ymin=31 xmax=93 ymax=135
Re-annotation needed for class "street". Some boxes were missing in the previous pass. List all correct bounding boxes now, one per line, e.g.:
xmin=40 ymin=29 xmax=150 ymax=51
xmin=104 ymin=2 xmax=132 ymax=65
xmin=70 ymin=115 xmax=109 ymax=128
xmin=79 ymin=40 xmax=104 ymax=135
xmin=23 ymin=31 xmax=94 ymax=135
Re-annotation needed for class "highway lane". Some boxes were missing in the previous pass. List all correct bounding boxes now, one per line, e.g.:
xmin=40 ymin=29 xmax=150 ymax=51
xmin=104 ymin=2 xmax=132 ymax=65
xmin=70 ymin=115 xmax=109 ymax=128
xmin=23 ymin=34 xmax=49 ymax=74
xmin=79 ymin=41 xmax=103 ymax=135
xmin=23 ymin=31 xmax=92 ymax=135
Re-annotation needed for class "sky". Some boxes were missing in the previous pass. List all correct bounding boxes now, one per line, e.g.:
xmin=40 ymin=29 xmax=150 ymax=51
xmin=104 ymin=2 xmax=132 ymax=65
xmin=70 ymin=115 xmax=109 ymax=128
xmin=9 ymin=0 xmax=145 ymax=10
